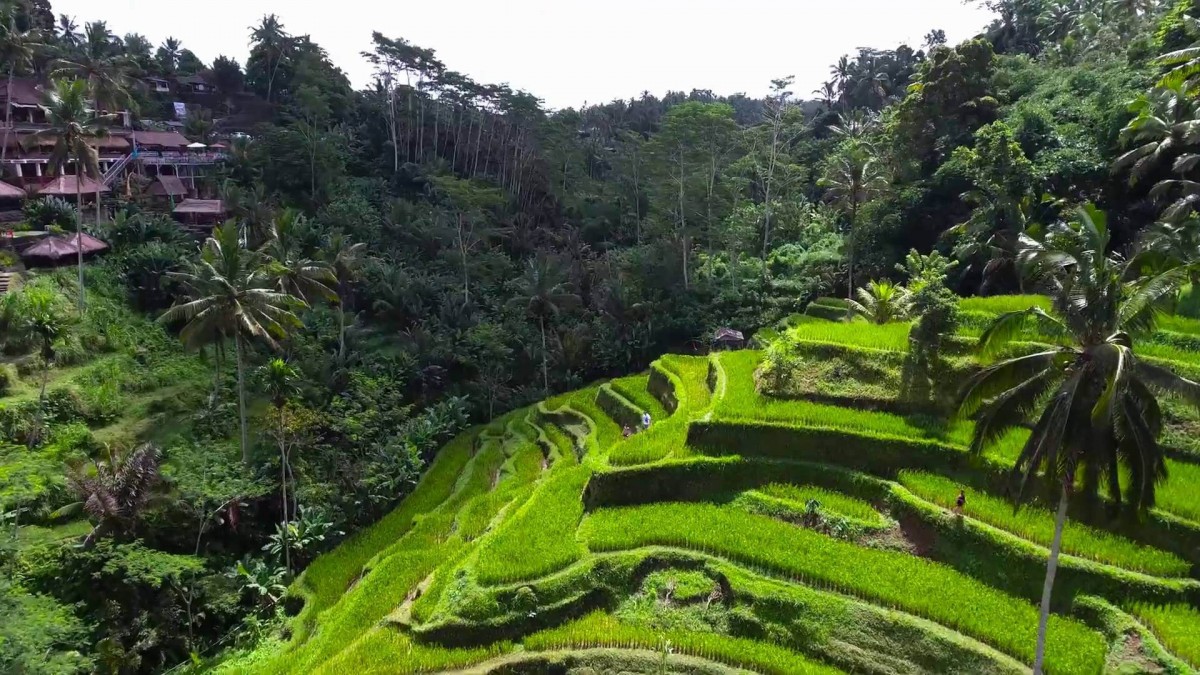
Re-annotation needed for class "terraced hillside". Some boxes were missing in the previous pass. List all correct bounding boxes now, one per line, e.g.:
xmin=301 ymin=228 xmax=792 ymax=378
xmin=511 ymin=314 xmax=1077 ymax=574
xmin=221 ymin=296 xmax=1200 ymax=675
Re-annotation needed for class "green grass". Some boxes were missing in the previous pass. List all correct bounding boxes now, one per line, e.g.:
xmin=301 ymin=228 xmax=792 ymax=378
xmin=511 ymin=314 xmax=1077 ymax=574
xmin=712 ymin=351 xmax=1028 ymax=465
xmin=581 ymin=502 xmax=1106 ymax=673
xmin=524 ymin=611 xmax=843 ymax=674
xmin=1151 ymin=458 xmax=1200 ymax=524
xmin=474 ymin=465 xmax=591 ymax=584
xmin=610 ymin=374 xmax=667 ymax=421
xmin=1129 ymin=603 xmax=1200 ymax=668
xmin=898 ymin=471 xmax=1190 ymax=577
xmin=748 ymin=483 xmax=884 ymax=525
xmin=661 ymin=354 xmax=713 ymax=412
xmin=292 ymin=431 xmax=474 ymax=626
xmin=783 ymin=320 xmax=913 ymax=353
xmin=958 ymin=295 xmax=1052 ymax=315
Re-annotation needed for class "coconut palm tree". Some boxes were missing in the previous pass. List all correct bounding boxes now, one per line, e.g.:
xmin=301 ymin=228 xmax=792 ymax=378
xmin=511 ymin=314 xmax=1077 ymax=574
xmin=52 ymin=20 xmax=134 ymax=118
xmin=323 ymin=231 xmax=367 ymax=361
xmin=1156 ymin=15 xmax=1200 ymax=88
xmin=160 ymin=221 xmax=304 ymax=464
xmin=958 ymin=205 xmax=1199 ymax=674
xmin=55 ymin=14 xmax=79 ymax=50
xmin=847 ymin=280 xmax=912 ymax=324
xmin=0 ymin=2 xmax=41 ymax=164
xmin=249 ymin=14 xmax=290 ymax=103
xmin=260 ymin=209 xmax=337 ymax=306
xmin=512 ymin=255 xmax=580 ymax=394
xmin=1126 ymin=218 xmax=1200 ymax=282
xmin=819 ymin=143 xmax=889 ymax=299
xmin=27 ymin=78 xmax=117 ymax=313
xmin=1114 ymin=73 xmax=1200 ymax=188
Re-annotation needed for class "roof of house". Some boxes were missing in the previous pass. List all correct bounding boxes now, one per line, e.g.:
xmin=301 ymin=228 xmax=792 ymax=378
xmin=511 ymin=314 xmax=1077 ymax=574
xmin=37 ymin=175 xmax=110 ymax=196
xmin=131 ymin=130 xmax=192 ymax=149
xmin=21 ymin=233 xmax=108 ymax=261
xmin=148 ymin=175 xmax=188 ymax=197
xmin=178 ymin=75 xmax=212 ymax=86
xmin=713 ymin=327 xmax=745 ymax=342
xmin=173 ymin=199 xmax=225 ymax=214
xmin=144 ymin=76 xmax=170 ymax=83
xmin=0 ymin=78 xmax=42 ymax=106
xmin=0 ymin=181 xmax=25 ymax=199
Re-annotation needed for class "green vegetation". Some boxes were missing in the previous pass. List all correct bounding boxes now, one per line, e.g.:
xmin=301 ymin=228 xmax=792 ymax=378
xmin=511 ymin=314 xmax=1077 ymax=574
xmin=581 ymin=502 xmax=1106 ymax=674
xmin=9 ymin=0 xmax=1200 ymax=672
xmin=1129 ymin=603 xmax=1200 ymax=668
xmin=899 ymin=471 xmax=1189 ymax=576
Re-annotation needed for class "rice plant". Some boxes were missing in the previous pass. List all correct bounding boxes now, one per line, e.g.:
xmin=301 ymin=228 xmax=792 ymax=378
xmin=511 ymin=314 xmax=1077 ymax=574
xmin=1129 ymin=603 xmax=1200 ymax=668
xmin=474 ymin=465 xmax=591 ymax=584
xmin=524 ymin=611 xmax=842 ymax=674
xmin=748 ymin=483 xmax=885 ymax=526
xmin=898 ymin=471 xmax=1190 ymax=577
xmin=958 ymin=295 xmax=1052 ymax=315
xmin=581 ymin=502 xmax=1106 ymax=674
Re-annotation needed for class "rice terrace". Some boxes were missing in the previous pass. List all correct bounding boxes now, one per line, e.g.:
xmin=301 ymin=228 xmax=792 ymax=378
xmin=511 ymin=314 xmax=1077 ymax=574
xmin=219 ymin=290 xmax=1200 ymax=675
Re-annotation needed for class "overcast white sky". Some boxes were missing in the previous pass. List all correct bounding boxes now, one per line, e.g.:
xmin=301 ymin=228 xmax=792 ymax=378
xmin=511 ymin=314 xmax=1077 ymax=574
xmin=50 ymin=0 xmax=995 ymax=109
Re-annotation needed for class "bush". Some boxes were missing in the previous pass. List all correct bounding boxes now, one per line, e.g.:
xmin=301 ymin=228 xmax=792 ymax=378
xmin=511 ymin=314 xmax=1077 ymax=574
xmin=22 ymin=197 xmax=77 ymax=231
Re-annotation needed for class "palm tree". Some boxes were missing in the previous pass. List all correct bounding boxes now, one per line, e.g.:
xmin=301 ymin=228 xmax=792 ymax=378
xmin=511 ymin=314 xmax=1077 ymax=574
xmin=55 ymin=14 xmax=79 ymax=50
xmin=260 ymin=210 xmax=337 ymax=306
xmin=53 ymin=20 xmax=134 ymax=119
xmin=249 ymin=14 xmax=289 ymax=103
xmin=1156 ymin=15 xmax=1200 ymax=88
xmin=958 ymin=205 xmax=1199 ymax=674
xmin=848 ymin=280 xmax=912 ymax=324
xmin=0 ymin=3 xmax=41 ymax=164
xmin=1126 ymin=218 xmax=1200 ymax=282
xmin=259 ymin=358 xmax=298 ymax=574
xmin=1114 ymin=74 xmax=1200 ymax=188
xmin=160 ymin=221 xmax=304 ymax=464
xmin=819 ymin=143 xmax=889 ymax=300
xmin=28 ymin=79 xmax=117 ymax=313
xmin=513 ymin=255 xmax=580 ymax=394
xmin=323 ymin=231 xmax=367 ymax=361
xmin=59 ymin=444 xmax=161 ymax=547
xmin=1038 ymin=1 xmax=1079 ymax=42
xmin=157 ymin=36 xmax=181 ymax=76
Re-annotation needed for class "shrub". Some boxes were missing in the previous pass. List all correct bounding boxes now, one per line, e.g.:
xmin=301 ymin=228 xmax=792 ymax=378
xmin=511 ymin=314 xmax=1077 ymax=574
xmin=22 ymin=197 xmax=77 ymax=231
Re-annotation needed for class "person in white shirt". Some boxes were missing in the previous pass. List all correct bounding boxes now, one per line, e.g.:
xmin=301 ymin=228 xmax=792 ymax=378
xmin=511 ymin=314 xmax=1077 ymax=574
xmin=641 ymin=411 xmax=651 ymax=430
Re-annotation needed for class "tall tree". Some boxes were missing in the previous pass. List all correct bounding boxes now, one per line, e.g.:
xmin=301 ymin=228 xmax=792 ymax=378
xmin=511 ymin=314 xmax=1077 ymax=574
xmin=958 ymin=206 xmax=1199 ymax=674
xmin=53 ymin=20 xmax=134 ymax=117
xmin=819 ymin=142 xmax=889 ymax=298
xmin=248 ymin=14 xmax=290 ymax=103
xmin=323 ymin=231 xmax=367 ymax=362
xmin=0 ymin=0 xmax=40 ymax=164
xmin=161 ymin=221 xmax=304 ymax=463
xmin=513 ymin=255 xmax=579 ymax=394
xmin=28 ymin=78 xmax=116 ymax=313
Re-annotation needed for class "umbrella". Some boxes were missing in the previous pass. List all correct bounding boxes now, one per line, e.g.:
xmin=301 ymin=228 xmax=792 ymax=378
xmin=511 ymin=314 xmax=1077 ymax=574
xmin=21 ymin=233 xmax=108 ymax=262
xmin=186 ymin=142 xmax=207 ymax=149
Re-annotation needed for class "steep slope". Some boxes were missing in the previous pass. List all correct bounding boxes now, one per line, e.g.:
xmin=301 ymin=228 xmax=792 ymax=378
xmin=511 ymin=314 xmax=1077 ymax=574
xmin=222 ymin=298 xmax=1200 ymax=675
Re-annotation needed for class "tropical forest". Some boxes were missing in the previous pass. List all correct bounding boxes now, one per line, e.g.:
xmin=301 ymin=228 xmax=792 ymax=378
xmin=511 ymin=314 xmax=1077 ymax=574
xmin=6 ymin=0 xmax=1200 ymax=673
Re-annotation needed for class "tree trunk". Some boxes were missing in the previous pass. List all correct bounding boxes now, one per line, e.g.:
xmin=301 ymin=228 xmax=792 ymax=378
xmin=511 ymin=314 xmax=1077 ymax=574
xmin=1033 ymin=486 xmax=1070 ymax=675
xmin=848 ymin=201 xmax=858 ymax=301
xmin=76 ymin=176 xmax=85 ymax=313
xmin=389 ymin=88 xmax=398 ymax=172
xmin=1 ymin=67 xmax=13 ymax=164
xmin=458 ymin=214 xmax=470 ymax=305
xmin=337 ymin=304 xmax=347 ymax=362
xmin=540 ymin=314 xmax=549 ymax=394
xmin=235 ymin=335 xmax=249 ymax=464
xmin=678 ymin=149 xmax=688 ymax=290
xmin=278 ymin=408 xmax=290 ymax=575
